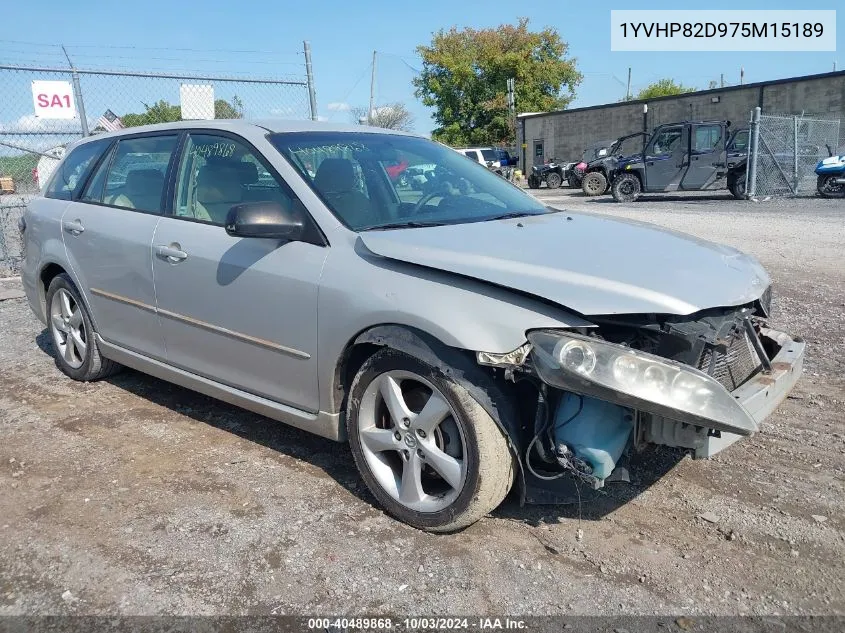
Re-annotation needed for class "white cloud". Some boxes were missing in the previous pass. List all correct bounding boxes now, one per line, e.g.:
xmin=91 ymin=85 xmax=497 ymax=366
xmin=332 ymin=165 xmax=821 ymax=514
xmin=316 ymin=115 xmax=329 ymax=122
xmin=269 ymin=107 xmax=296 ymax=116
xmin=327 ymin=102 xmax=351 ymax=112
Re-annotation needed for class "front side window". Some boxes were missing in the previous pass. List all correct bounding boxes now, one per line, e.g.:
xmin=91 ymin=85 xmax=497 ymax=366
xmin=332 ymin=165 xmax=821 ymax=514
xmin=44 ymin=139 xmax=111 ymax=200
xmin=174 ymin=133 xmax=298 ymax=225
xmin=649 ymin=127 xmax=684 ymax=155
xmin=693 ymin=125 xmax=723 ymax=152
xmin=729 ymin=130 xmax=749 ymax=152
xmin=480 ymin=149 xmax=498 ymax=162
xmin=270 ymin=132 xmax=547 ymax=231
xmin=103 ymin=135 xmax=178 ymax=213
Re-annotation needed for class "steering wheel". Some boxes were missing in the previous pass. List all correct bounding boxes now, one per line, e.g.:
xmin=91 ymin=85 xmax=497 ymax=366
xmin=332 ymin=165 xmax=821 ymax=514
xmin=411 ymin=189 xmax=447 ymax=214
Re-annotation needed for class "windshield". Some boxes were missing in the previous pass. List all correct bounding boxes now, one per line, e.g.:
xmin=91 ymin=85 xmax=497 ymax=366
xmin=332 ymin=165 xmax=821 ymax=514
xmin=611 ymin=134 xmax=645 ymax=158
xmin=270 ymin=132 xmax=547 ymax=231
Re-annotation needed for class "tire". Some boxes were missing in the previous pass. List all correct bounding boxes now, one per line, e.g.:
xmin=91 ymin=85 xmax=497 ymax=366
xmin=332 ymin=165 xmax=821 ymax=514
xmin=581 ymin=171 xmax=607 ymax=196
xmin=527 ymin=175 xmax=540 ymax=189
xmin=346 ymin=348 xmax=513 ymax=533
xmin=817 ymin=174 xmax=845 ymax=198
xmin=729 ymin=173 xmax=747 ymax=200
xmin=611 ymin=173 xmax=642 ymax=202
xmin=46 ymin=273 xmax=121 ymax=382
xmin=545 ymin=172 xmax=562 ymax=189
xmin=567 ymin=173 xmax=581 ymax=188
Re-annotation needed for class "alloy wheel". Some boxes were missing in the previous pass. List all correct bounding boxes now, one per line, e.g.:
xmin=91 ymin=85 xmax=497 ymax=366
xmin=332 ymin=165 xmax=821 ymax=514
xmin=50 ymin=288 xmax=87 ymax=369
xmin=356 ymin=370 xmax=467 ymax=512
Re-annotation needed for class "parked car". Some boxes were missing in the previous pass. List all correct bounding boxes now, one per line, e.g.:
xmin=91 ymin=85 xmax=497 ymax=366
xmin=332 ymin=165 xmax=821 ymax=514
xmin=20 ymin=120 xmax=804 ymax=532
xmin=815 ymin=144 xmax=845 ymax=198
xmin=609 ymin=121 xmax=749 ymax=202
xmin=458 ymin=147 xmax=503 ymax=168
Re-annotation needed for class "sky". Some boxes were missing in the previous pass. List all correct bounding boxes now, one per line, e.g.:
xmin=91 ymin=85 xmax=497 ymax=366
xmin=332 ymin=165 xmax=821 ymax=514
xmin=1 ymin=0 xmax=843 ymax=137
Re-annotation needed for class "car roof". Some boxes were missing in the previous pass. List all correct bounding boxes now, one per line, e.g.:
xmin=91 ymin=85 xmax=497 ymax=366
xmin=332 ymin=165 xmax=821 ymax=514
xmin=71 ymin=118 xmax=422 ymax=148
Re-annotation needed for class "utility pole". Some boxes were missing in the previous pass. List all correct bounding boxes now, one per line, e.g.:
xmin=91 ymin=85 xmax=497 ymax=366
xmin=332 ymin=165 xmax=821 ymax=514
xmin=720 ymin=73 xmax=724 ymax=88
xmin=303 ymin=41 xmax=317 ymax=121
xmin=506 ymin=77 xmax=516 ymax=147
xmin=368 ymin=50 xmax=377 ymax=125
xmin=740 ymin=66 xmax=745 ymax=86
xmin=625 ymin=67 xmax=631 ymax=101
xmin=62 ymin=45 xmax=89 ymax=136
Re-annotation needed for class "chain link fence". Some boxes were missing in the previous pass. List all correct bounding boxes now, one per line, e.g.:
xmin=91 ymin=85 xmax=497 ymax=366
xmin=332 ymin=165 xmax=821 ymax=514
xmin=747 ymin=109 xmax=840 ymax=198
xmin=0 ymin=62 xmax=314 ymax=275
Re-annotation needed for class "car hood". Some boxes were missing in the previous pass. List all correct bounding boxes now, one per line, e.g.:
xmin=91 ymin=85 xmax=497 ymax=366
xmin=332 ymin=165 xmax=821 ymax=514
xmin=358 ymin=212 xmax=770 ymax=316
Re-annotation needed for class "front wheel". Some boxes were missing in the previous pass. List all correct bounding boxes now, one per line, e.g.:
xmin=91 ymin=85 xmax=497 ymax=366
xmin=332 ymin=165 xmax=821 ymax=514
xmin=611 ymin=173 xmax=642 ymax=202
xmin=817 ymin=174 xmax=845 ymax=198
xmin=527 ymin=174 xmax=540 ymax=189
xmin=545 ymin=172 xmax=562 ymax=189
xmin=346 ymin=348 xmax=514 ymax=532
xmin=581 ymin=171 xmax=607 ymax=196
xmin=567 ymin=173 xmax=581 ymax=188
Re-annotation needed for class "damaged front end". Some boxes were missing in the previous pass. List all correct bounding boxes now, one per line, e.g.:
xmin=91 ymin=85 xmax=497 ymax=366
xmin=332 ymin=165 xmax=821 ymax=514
xmin=478 ymin=298 xmax=805 ymax=501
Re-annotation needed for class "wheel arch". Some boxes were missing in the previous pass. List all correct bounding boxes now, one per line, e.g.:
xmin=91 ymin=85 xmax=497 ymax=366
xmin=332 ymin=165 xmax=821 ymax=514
xmin=332 ymin=323 xmax=526 ymax=501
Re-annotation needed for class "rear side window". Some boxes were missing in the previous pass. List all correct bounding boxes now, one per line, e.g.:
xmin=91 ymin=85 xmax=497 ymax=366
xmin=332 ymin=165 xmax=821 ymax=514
xmin=693 ymin=125 xmax=723 ymax=152
xmin=102 ymin=135 xmax=178 ymax=214
xmin=44 ymin=139 xmax=111 ymax=200
xmin=480 ymin=149 xmax=498 ymax=162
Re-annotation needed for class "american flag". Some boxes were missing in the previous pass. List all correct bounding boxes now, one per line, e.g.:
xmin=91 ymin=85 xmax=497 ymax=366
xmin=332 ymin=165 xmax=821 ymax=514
xmin=97 ymin=109 xmax=124 ymax=132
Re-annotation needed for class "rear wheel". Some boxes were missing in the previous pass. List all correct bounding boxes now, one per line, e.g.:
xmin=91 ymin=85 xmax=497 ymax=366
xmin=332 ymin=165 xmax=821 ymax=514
xmin=581 ymin=171 xmax=607 ymax=196
xmin=729 ymin=173 xmax=747 ymax=200
xmin=567 ymin=173 xmax=581 ymax=188
xmin=611 ymin=173 xmax=642 ymax=203
xmin=817 ymin=174 xmax=845 ymax=198
xmin=46 ymin=274 xmax=121 ymax=381
xmin=545 ymin=172 xmax=562 ymax=189
xmin=527 ymin=174 xmax=540 ymax=189
xmin=346 ymin=348 xmax=513 ymax=532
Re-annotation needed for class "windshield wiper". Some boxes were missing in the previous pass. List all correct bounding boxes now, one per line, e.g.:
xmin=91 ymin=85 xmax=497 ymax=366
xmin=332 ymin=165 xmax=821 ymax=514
xmin=362 ymin=220 xmax=450 ymax=231
xmin=482 ymin=210 xmax=554 ymax=222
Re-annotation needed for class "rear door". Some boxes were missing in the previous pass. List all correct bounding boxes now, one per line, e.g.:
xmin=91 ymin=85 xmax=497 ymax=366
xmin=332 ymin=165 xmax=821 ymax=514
xmin=62 ymin=133 xmax=178 ymax=359
xmin=643 ymin=125 xmax=688 ymax=191
xmin=151 ymin=130 xmax=327 ymax=412
xmin=681 ymin=123 xmax=727 ymax=190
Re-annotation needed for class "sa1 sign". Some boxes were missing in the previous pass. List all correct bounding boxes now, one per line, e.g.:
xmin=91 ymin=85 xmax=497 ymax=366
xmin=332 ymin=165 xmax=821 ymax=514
xmin=32 ymin=80 xmax=77 ymax=120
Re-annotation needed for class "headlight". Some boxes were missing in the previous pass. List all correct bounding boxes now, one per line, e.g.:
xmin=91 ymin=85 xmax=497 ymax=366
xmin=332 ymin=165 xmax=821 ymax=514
xmin=527 ymin=330 xmax=758 ymax=436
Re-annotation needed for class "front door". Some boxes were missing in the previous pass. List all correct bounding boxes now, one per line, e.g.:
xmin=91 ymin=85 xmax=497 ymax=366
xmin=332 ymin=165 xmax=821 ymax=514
xmin=533 ymin=140 xmax=544 ymax=166
xmin=643 ymin=125 xmax=688 ymax=191
xmin=681 ymin=123 xmax=727 ymax=190
xmin=151 ymin=131 xmax=327 ymax=412
xmin=63 ymin=133 xmax=178 ymax=359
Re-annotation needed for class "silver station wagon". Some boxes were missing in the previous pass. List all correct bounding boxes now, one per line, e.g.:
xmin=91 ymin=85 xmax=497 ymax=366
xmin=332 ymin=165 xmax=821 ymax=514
xmin=20 ymin=120 xmax=805 ymax=532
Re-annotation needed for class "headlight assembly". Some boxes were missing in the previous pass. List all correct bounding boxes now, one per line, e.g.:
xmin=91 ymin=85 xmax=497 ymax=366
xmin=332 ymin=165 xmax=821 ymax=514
xmin=527 ymin=330 xmax=758 ymax=436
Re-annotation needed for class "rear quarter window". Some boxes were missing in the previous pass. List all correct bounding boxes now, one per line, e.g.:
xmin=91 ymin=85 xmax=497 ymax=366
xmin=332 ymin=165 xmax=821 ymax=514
xmin=44 ymin=139 xmax=111 ymax=200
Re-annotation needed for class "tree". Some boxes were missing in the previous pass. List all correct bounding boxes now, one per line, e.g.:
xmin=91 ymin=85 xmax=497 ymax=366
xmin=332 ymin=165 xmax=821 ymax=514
xmin=414 ymin=18 xmax=581 ymax=146
xmin=122 ymin=97 xmax=244 ymax=127
xmin=634 ymin=78 xmax=696 ymax=100
xmin=351 ymin=102 xmax=415 ymax=131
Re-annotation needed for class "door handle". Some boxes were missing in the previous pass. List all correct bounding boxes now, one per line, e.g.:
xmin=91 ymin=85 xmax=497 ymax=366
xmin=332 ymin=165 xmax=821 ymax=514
xmin=62 ymin=219 xmax=84 ymax=235
xmin=155 ymin=244 xmax=188 ymax=262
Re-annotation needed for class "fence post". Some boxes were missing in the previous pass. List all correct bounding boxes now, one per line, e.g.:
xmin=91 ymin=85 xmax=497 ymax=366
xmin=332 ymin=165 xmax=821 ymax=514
xmin=303 ymin=41 xmax=317 ymax=121
xmin=792 ymin=115 xmax=799 ymax=194
xmin=747 ymin=106 xmax=761 ymax=198
xmin=62 ymin=46 xmax=89 ymax=136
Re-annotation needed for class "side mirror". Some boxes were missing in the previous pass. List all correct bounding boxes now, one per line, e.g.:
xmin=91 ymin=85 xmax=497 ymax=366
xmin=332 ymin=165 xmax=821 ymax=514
xmin=225 ymin=201 xmax=305 ymax=240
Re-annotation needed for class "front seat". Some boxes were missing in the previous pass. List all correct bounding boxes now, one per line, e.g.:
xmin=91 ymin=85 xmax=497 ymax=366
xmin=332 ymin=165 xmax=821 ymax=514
xmin=312 ymin=158 xmax=372 ymax=227
xmin=112 ymin=169 xmax=165 ymax=211
xmin=195 ymin=162 xmax=244 ymax=224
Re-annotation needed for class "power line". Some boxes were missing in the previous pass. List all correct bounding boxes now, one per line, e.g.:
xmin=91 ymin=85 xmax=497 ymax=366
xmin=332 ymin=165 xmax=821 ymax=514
xmin=0 ymin=39 xmax=302 ymax=56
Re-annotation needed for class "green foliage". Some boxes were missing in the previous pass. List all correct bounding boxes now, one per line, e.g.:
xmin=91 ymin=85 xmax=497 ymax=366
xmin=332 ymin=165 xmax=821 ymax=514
xmin=414 ymin=18 xmax=581 ymax=146
xmin=634 ymin=78 xmax=696 ymax=100
xmin=121 ymin=97 xmax=244 ymax=128
xmin=0 ymin=153 xmax=38 ymax=179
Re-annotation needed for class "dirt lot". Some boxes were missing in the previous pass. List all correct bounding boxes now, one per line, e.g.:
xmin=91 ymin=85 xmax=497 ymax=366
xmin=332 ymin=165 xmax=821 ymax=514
xmin=1 ymin=188 xmax=843 ymax=616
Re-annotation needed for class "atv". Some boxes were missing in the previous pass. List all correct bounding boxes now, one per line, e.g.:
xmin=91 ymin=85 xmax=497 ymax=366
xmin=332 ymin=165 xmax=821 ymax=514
xmin=568 ymin=139 xmax=616 ymax=189
xmin=815 ymin=143 xmax=845 ymax=198
xmin=608 ymin=121 xmax=749 ymax=202
xmin=580 ymin=133 xmax=647 ymax=196
xmin=528 ymin=159 xmax=566 ymax=189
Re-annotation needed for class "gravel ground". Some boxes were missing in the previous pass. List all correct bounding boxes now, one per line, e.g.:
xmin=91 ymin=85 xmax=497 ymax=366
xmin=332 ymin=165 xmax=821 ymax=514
xmin=0 ymin=189 xmax=843 ymax=617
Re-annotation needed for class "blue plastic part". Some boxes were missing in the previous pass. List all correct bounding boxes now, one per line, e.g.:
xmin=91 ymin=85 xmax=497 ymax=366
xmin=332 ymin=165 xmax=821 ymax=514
xmin=553 ymin=392 xmax=634 ymax=481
